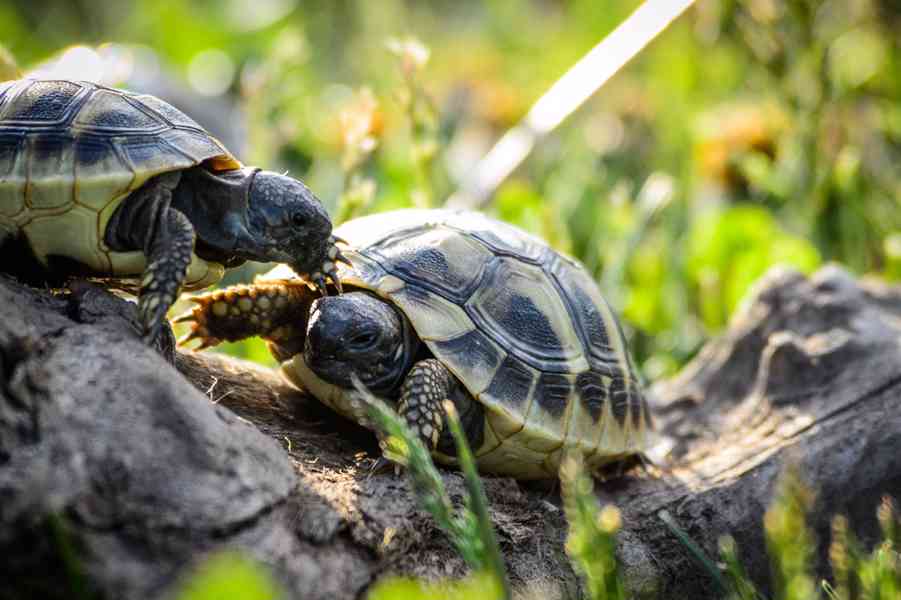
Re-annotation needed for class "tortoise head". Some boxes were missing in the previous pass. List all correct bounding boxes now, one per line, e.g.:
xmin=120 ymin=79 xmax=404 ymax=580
xmin=242 ymin=170 xmax=333 ymax=277
xmin=304 ymin=292 xmax=418 ymax=396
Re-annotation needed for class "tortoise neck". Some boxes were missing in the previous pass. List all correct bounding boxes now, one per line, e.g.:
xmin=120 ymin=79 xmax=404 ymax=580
xmin=390 ymin=315 xmax=422 ymax=395
xmin=170 ymin=166 xmax=259 ymax=264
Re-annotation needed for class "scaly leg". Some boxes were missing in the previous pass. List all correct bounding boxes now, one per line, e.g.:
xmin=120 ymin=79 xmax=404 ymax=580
xmin=138 ymin=209 xmax=195 ymax=343
xmin=395 ymin=359 xmax=485 ymax=455
xmin=175 ymin=279 xmax=317 ymax=361
xmin=105 ymin=172 xmax=194 ymax=344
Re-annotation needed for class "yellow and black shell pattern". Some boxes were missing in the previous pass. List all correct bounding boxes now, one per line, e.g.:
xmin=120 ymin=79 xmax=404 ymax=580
xmin=0 ymin=79 xmax=241 ymax=289
xmin=289 ymin=209 xmax=651 ymax=479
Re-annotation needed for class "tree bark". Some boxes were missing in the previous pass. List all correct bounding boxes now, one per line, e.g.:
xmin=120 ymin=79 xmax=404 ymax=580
xmin=0 ymin=265 xmax=899 ymax=599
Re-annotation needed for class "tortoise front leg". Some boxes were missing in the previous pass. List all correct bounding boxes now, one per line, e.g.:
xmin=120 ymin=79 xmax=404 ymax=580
xmin=395 ymin=359 xmax=485 ymax=455
xmin=175 ymin=279 xmax=317 ymax=359
xmin=138 ymin=209 xmax=195 ymax=343
xmin=106 ymin=172 xmax=193 ymax=344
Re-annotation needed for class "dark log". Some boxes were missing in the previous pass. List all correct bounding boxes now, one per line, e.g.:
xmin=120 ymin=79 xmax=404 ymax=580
xmin=0 ymin=265 xmax=899 ymax=599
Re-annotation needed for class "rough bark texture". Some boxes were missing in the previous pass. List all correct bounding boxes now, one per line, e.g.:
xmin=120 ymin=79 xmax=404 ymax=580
xmin=0 ymin=265 xmax=899 ymax=599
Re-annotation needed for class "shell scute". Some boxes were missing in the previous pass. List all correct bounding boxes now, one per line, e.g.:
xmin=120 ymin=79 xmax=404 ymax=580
xmin=133 ymin=93 xmax=205 ymax=130
xmin=73 ymin=135 xmax=115 ymax=167
xmin=28 ymin=134 xmax=76 ymax=210
xmin=117 ymin=135 xmax=194 ymax=180
xmin=370 ymin=225 xmax=493 ymax=304
xmin=23 ymin=203 xmax=109 ymax=270
xmin=456 ymin=218 xmax=547 ymax=262
xmin=0 ymin=80 xmax=84 ymax=124
xmin=0 ymin=132 xmax=23 ymax=177
xmin=512 ymin=391 xmax=570 ymax=453
xmin=0 ymin=133 xmax=26 ymax=218
xmin=0 ymin=81 xmax=22 ymax=113
xmin=574 ymin=369 xmax=612 ymax=423
xmin=553 ymin=261 xmax=624 ymax=370
xmin=466 ymin=257 xmax=585 ymax=372
xmin=607 ymin=374 xmax=630 ymax=427
xmin=429 ymin=328 xmax=506 ymax=397
xmin=533 ymin=371 xmax=571 ymax=418
xmin=73 ymin=89 xmax=164 ymax=132
xmin=158 ymin=127 xmax=229 ymax=165
xmin=391 ymin=283 xmax=475 ymax=342
xmin=73 ymin=136 xmax=133 ymax=210
xmin=481 ymin=355 xmax=536 ymax=413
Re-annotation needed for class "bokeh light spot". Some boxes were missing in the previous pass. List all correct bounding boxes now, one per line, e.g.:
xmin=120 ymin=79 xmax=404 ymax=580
xmin=188 ymin=49 xmax=236 ymax=97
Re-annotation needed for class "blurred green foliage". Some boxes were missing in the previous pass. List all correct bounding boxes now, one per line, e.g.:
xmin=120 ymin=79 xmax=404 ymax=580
xmin=717 ymin=472 xmax=901 ymax=600
xmin=686 ymin=205 xmax=821 ymax=329
xmin=560 ymin=454 xmax=626 ymax=600
xmin=763 ymin=469 xmax=818 ymax=600
xmin=367 ymin=572 xmax=505 ymax=600
xmin=170 ymin=551 xmax=285 ymax=600
xmin=4 ymin=0 xmax=898 ymax=377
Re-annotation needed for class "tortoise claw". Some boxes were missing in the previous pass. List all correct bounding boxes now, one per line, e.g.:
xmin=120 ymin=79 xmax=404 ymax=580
xmin=308 ymin=238 xmax=351 ymax=296
xmin=311 ymin=271 xmax=328 ymax=297
xmin=327 ymin=238 xmax=353 ymax=268
xmin=330 ymin=234 xmax=348 ymax=246
xmin=333 ymin=246 xmax=353 ymax=267
xmin=172 ymin=310 xmax=196 ymax=324
xmin=172 ymin=294 xmax=222 ymax=349
xmin=177 ymin=326 xmax=220 ymax=351
xmin=331 ymin=275 xmax=344 ymax=294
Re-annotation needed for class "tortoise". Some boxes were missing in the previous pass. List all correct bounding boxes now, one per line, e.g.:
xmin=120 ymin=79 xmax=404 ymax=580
xmin=179 ymin=209 xmax=651 ymax=479
xmin=0 ymin=78 xmax=345 ymax=342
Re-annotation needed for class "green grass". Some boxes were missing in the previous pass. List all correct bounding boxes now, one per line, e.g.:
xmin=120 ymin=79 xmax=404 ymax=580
xmin=560 ymin=453 xmax=626 ymax=600
xmin=355 ymin=382 xmax=510 ymax=599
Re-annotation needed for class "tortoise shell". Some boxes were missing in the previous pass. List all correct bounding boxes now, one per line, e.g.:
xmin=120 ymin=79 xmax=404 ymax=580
xmin=0 ymin=79 xmax=241 ymax=288
xmin=279 ymin=209 xmax=651 ymax=478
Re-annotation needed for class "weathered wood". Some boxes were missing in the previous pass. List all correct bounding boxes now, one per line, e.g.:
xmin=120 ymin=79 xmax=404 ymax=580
xmin=0 ymin=265 xmax=899 ymax=599
xmin=617 ymin=266 xmax=901 ymax=597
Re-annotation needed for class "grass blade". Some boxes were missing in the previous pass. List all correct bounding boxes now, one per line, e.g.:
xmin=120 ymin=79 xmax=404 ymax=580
xmin=559 ymin=452 xmax=625 ymax=600
xmin=352 ymin=380 xmax=508 ymax=599
xmin=444 ymin=401 xmax=510 ymax=599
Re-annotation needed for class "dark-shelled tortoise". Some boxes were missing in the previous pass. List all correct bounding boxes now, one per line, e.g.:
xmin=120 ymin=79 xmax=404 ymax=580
xmin=0 ymin=79 xmax=344 ymax=342
xmin=180 ymin=209 xmax=650 ymax=479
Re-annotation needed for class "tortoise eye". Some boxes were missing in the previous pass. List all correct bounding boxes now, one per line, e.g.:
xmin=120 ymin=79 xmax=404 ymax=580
xmin=351 ymin=331 xmax=377 ymax=346
xmin=291 ymin=212 xmax=307 ymax=227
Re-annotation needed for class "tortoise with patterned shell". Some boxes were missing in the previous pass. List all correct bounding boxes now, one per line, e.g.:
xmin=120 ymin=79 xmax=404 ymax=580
xmin=179 ymin=209 xmax=650 ymax=479
xmin=0 ymin=79 xmax=343 ymax=342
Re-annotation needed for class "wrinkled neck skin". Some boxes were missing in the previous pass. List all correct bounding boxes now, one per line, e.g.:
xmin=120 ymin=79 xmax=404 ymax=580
xmin=170 ymin=166 xmax=259 ymax=266
xmin=383 ymin=316 xmax=421 ymax=396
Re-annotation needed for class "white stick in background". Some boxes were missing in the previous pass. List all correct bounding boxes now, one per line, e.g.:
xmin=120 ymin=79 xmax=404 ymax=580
xmin=447 ymin=0 xmax=697 ymax=209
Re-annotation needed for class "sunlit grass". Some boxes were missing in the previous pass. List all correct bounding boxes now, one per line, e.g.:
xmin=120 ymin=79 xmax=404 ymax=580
xmin=560 ymin=453 xmax=626 ymax=600
xmin=354 ymin=383 xmax=509 ymax=599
